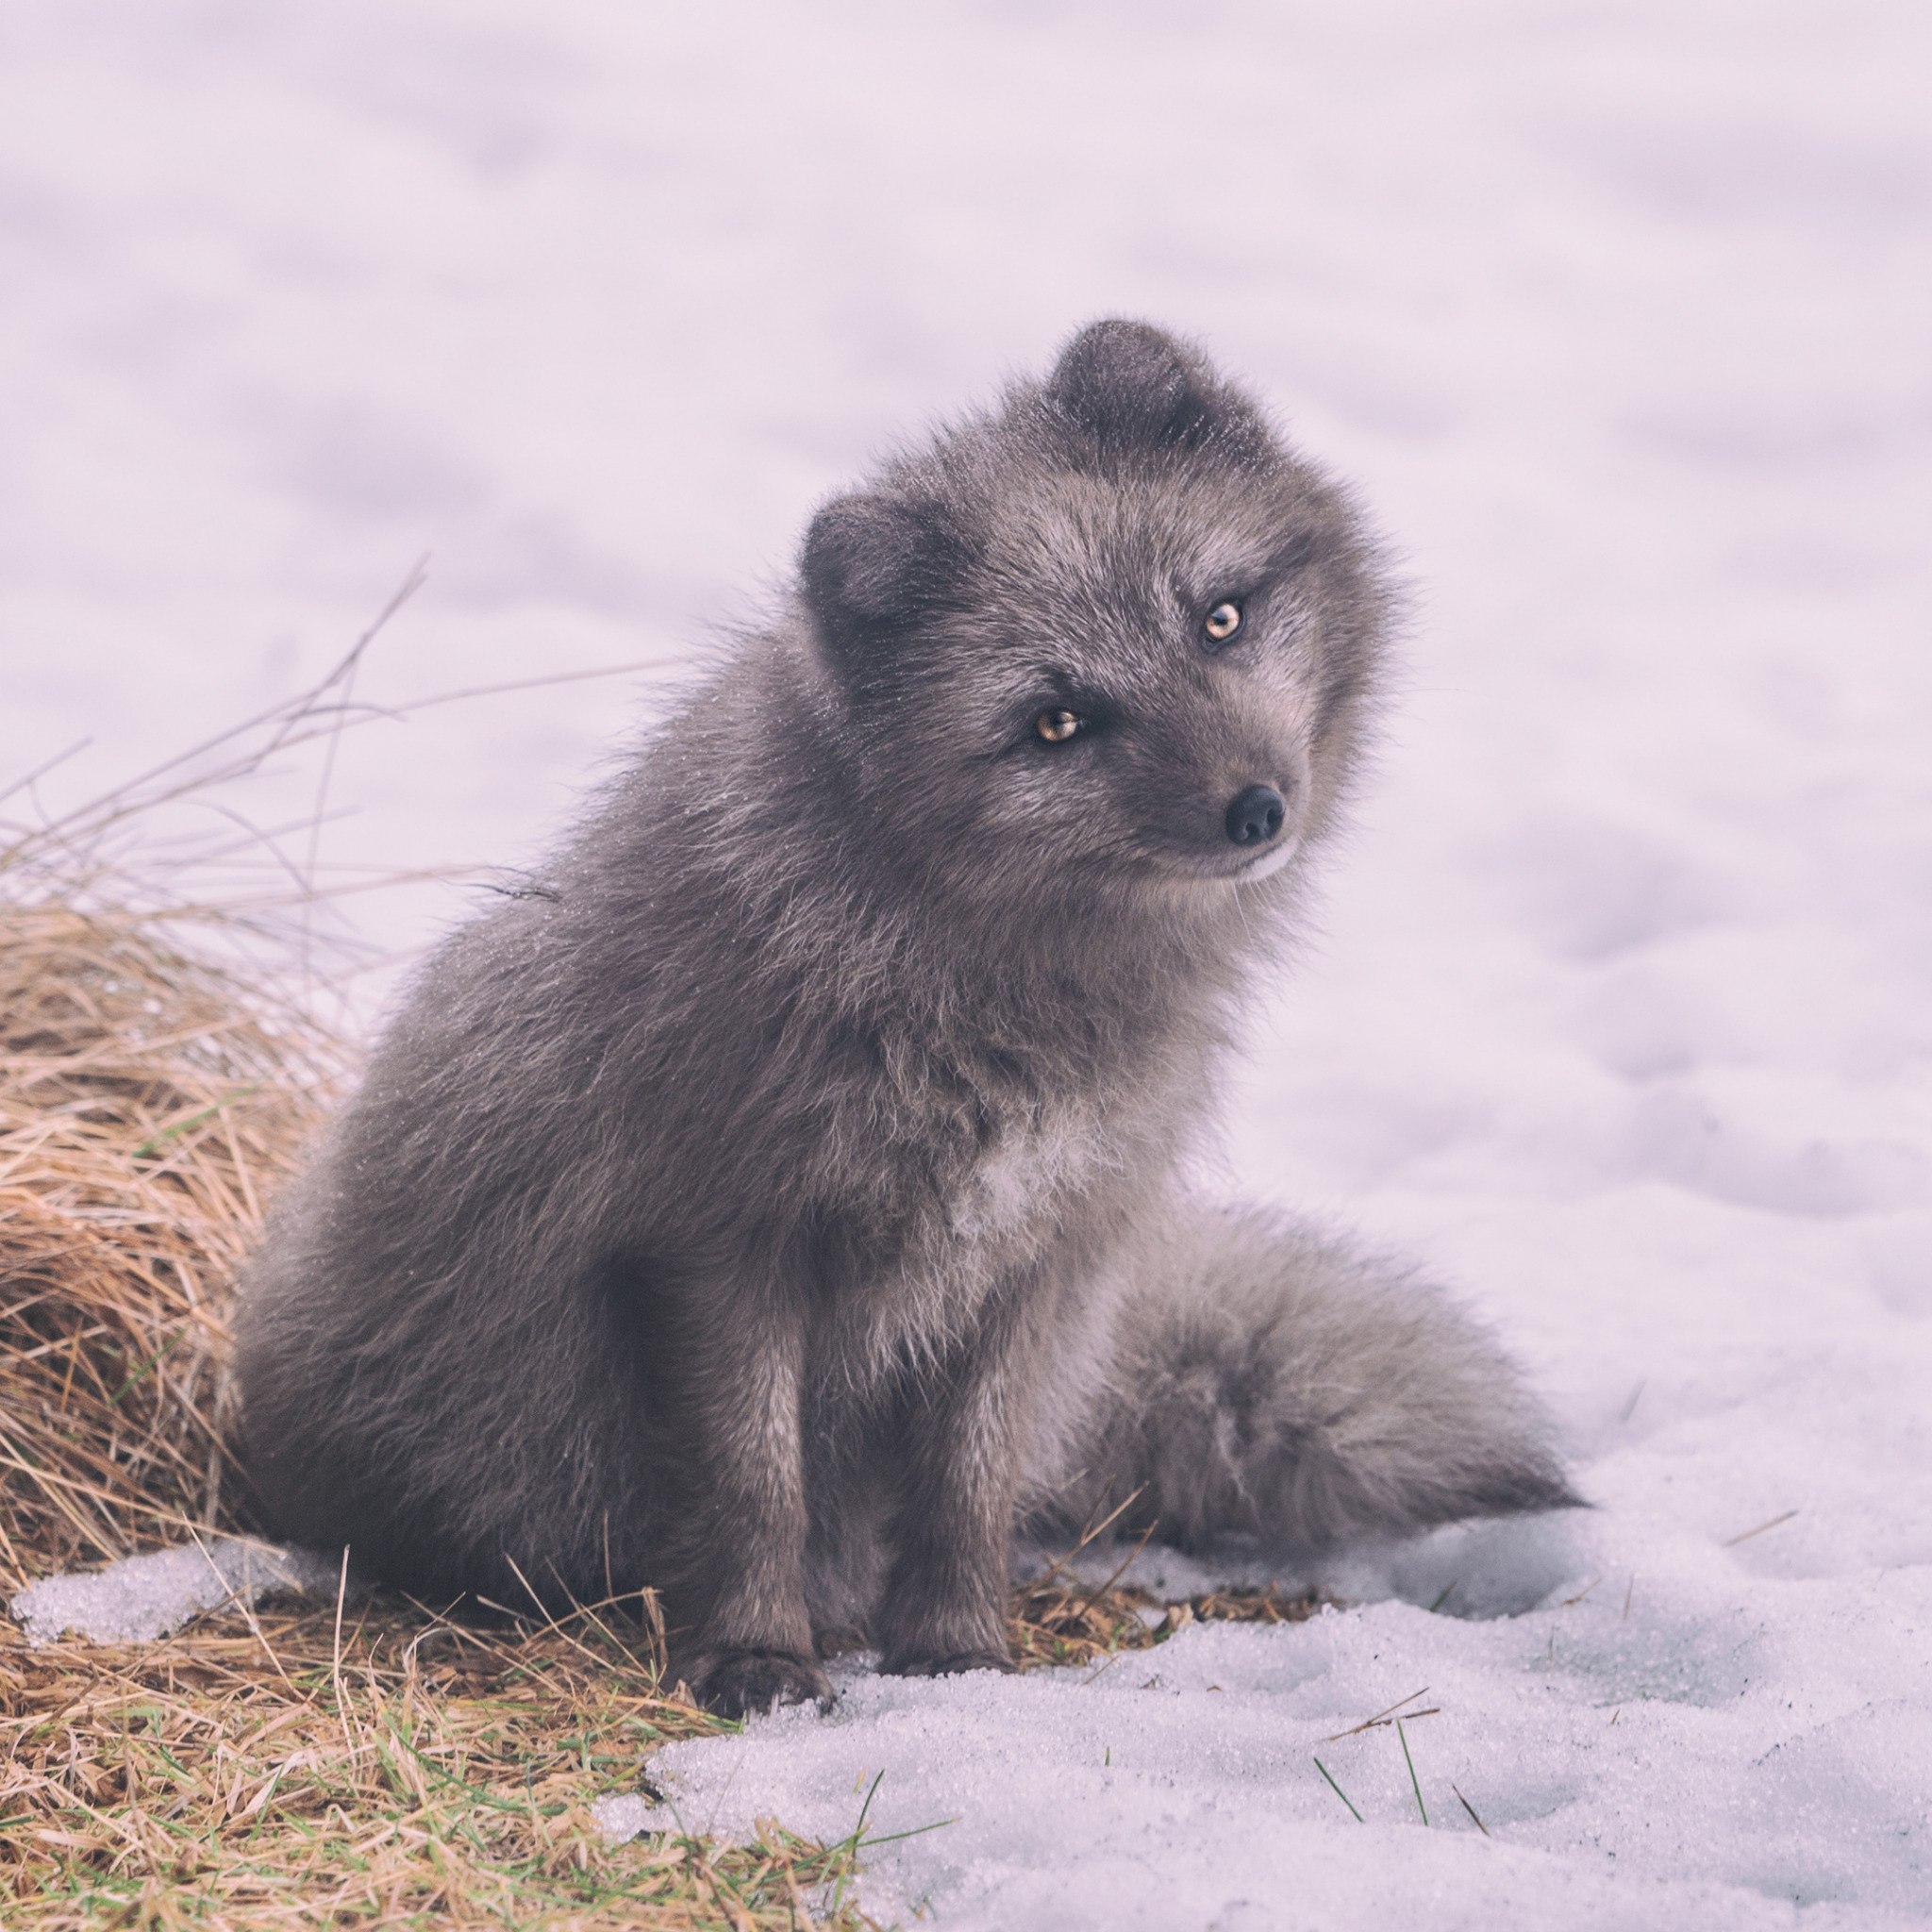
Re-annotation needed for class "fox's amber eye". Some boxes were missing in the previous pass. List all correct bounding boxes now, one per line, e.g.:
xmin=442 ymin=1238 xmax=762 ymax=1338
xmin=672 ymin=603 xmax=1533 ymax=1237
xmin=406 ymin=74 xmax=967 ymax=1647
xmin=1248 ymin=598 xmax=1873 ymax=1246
xmin=1034 ymin=708 xmax=1084 ymax=743
xmin=1204 ymin=600 xmax=1242 ymax=643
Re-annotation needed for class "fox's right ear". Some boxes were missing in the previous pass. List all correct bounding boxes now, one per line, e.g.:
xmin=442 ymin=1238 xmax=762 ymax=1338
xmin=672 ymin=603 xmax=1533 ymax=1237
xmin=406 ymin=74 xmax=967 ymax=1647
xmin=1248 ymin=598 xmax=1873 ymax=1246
xmin=801 ymin=492 xmax=974 ymax=675
xmin=1045 ymin=318 xmax=1257 ymax=457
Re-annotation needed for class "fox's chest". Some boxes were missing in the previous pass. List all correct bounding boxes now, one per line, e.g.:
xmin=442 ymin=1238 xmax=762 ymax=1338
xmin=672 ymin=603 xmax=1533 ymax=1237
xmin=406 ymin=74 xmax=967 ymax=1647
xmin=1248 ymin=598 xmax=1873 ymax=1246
xmin=943 ymin=1101 xmax=1111 ymax=1245
xmin=821 ymin=1078 xmax=1172 ymax=1375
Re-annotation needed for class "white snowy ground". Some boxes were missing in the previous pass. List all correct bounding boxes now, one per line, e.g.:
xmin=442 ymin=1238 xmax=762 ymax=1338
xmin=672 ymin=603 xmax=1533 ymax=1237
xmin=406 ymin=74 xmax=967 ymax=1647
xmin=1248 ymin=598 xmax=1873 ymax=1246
xmin=4 ymin=2 xmax=1930 ymax=1924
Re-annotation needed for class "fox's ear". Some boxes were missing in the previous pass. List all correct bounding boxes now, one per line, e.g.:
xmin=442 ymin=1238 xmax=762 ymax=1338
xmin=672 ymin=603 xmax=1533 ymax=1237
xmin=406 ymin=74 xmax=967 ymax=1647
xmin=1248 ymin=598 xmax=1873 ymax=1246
xmin=801 ymin=492 xmax=974 ymax=671
xmin=1045 ymin=318 xmax=1244 ymax=454
xmin=1046 ymin=320 xmax=1203 ymax=443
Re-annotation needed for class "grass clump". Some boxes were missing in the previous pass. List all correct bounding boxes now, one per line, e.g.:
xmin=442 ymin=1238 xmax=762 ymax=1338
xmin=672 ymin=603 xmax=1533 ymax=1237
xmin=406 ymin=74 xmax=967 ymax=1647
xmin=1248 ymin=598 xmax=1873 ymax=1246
xmin=1008 ymin=1502 xmax=1324 ymax=1670
xmin=0 ymin=906 xmax=341 ymax=1592
xmin=1010 ymin=1576 xmax=1323 ymax=1671
xmin=0 ymin=1591 xmax=884 ymax=1930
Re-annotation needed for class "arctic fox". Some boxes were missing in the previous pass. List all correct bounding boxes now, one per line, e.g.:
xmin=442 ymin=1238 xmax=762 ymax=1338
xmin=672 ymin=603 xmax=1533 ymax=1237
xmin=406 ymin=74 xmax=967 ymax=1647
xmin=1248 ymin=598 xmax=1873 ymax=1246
xmin=236 ymin=321 xmax=1577 ymax=1717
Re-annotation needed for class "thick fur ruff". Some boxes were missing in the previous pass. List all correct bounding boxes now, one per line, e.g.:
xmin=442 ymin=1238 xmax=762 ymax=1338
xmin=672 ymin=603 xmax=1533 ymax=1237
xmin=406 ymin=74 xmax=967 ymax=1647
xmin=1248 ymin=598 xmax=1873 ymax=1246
xmin=236 ymin=320 xmax=1578 ymax=1716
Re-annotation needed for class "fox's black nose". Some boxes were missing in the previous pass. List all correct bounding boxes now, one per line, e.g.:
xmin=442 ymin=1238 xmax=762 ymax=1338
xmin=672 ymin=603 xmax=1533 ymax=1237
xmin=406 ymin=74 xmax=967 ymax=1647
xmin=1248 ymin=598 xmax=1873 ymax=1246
xmin=1224 ymin=784 xmax=1286 ymax=847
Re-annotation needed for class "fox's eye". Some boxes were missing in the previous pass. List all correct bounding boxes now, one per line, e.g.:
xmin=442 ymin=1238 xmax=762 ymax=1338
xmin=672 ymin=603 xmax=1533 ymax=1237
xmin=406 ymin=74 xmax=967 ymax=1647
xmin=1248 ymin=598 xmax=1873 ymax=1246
xmin=1034 ymin=708 xmax=1085 ymax=744
xmin=1203 ymin=600 xmax=1242 ymax=644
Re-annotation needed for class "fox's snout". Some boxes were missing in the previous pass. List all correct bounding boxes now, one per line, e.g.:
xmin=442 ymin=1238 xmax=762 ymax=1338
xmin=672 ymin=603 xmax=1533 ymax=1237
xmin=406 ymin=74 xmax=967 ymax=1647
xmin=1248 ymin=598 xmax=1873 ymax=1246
xmin=1224 ymin=784 xmax=1286 ymax=847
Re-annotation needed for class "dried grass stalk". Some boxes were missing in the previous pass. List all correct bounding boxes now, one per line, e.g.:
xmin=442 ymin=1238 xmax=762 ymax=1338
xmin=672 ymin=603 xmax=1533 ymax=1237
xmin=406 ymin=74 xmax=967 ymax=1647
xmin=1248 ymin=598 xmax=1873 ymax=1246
xmin=0 ymin=906 xmax=344 ymax=1592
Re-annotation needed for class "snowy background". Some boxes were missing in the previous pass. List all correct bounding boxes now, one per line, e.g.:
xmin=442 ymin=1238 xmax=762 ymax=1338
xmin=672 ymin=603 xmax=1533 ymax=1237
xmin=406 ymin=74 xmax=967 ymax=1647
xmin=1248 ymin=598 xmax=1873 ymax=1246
xmin=5 ymin=1 xmax=1930 ymax=1924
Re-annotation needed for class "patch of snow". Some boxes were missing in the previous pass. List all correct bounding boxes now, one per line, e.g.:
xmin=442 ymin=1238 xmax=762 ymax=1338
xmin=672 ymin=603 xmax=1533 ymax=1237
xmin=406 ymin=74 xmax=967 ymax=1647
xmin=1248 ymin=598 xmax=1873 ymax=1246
xmin=590 ymin=1790 xmax=658 ymax=1846
xmin=656 ymin=1548 xmax=1932 ymax=1928
xmin=8 ymin=1538 xmax=344 ymax=1645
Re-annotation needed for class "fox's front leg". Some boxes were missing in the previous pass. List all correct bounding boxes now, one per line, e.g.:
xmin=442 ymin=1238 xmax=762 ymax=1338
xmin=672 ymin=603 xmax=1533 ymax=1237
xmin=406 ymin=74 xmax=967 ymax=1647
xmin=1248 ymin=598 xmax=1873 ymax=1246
xmin=672 ymin=1293 xmax=832 ymax=1718
xmin=876 ymin=1287 xmax=1042 ymax=1676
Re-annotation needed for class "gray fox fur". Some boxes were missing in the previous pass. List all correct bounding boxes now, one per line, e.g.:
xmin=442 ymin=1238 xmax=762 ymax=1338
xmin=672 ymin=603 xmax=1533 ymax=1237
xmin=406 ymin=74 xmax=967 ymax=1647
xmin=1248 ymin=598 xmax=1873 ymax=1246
xmin=235 ymin=320 xmax=1578 ymax=1717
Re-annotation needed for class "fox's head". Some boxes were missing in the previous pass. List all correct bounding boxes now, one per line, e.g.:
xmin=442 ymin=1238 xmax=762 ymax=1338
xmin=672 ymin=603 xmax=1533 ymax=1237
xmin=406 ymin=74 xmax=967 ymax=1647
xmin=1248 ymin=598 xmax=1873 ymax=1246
xmin=798 ymin=321 xmax=1391 ymax=920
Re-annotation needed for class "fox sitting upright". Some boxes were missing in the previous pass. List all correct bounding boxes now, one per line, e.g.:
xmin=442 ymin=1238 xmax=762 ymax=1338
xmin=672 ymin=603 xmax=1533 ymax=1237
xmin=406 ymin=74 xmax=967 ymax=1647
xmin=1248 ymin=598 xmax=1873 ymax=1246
xmin=235 ymin=320 xmax=1578 ymax=1717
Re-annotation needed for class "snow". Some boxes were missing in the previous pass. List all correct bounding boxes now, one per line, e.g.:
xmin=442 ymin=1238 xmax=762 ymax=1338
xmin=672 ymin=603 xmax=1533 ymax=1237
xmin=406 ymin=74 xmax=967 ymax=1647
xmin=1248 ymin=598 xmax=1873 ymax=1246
xmin=4 ymin=1 xmax=1929 ymax=1924
xmin=589 ymin=1790 xmax=657 ymax=1847
xmin=643 ymin=1594 xmax=1932 ymax=1931
xmin=637 ymin=1539 xmax=1932 ymax=1927
xmin=9 ymin=1537 xmax=344 ymax=1646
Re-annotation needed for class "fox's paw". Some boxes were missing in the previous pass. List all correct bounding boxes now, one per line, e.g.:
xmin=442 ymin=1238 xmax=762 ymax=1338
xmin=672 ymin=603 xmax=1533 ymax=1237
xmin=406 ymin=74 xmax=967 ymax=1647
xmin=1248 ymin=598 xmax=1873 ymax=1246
xmin=690 ymin=1647 xmax=834 ymax=1719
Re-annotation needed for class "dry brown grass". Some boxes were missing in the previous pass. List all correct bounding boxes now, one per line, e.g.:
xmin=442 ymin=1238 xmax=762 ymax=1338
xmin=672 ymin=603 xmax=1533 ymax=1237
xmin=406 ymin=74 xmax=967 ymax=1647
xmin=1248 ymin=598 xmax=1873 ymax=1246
xmin=0 ymin=1591 xmax=886 ymax=1930
xmin=0 ymin=905 xmax=341 ymax=1595
xmin=1010 ymin=1576 xmax=1323 ymax=1671
xmin=1007 ymin=1504 xmax=1324 ymax=1670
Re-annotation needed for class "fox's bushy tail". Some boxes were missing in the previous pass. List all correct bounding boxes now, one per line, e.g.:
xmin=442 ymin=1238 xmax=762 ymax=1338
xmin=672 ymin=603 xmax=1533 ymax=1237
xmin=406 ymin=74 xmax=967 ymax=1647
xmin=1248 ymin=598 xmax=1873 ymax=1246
xmin=1030 ymin=1206 xmax=1582 ymax=1552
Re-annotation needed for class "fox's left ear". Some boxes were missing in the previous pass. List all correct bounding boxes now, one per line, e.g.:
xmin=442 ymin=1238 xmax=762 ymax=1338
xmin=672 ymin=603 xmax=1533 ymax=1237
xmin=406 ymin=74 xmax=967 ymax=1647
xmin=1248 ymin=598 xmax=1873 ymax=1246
xmin=801 ymin=491 xmax=974 ymax=680
xmin=1044 ymin=318 xmax=1260 ymax=457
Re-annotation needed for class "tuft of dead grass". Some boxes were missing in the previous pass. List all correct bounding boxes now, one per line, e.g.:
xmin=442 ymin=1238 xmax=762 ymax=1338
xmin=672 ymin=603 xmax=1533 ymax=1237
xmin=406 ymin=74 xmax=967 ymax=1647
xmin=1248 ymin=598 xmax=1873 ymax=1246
xmin=0 ymin=905 xmax=342 ymax=1594
xmin=1007 ymin=1499 xmax=1325 ymax=1670
xmin=1009 ymin=1577 xmax=1324 ymax=1671
xmin=0 ymin=1591 xmax=885 ymax=1930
